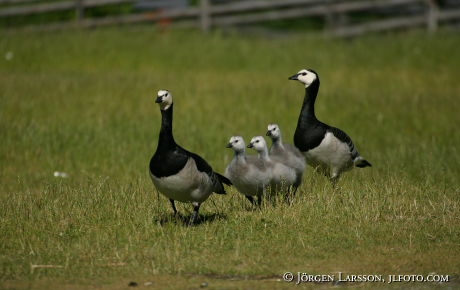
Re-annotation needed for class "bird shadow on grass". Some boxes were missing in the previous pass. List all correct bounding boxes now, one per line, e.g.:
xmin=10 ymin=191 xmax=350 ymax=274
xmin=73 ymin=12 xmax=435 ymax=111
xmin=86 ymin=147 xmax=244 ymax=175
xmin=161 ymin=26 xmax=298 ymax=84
xmin=154 ymin=212 xmax=228 ymax=227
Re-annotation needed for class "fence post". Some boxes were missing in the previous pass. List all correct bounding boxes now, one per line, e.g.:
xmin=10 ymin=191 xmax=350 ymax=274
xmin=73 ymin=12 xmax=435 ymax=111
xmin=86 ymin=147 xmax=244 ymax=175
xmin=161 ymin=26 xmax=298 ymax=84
xmin=75 ymin=0 xmax=84 ymax=23
xmin=200 ymin=0 xmax=211 ymax=33
xmin=324 ymin=0 xmax=334 ymax=34
xmin=426 ymin=0 xmax=439 ymax=33
xmin=325 ymin=0 xmax=347 ymax=35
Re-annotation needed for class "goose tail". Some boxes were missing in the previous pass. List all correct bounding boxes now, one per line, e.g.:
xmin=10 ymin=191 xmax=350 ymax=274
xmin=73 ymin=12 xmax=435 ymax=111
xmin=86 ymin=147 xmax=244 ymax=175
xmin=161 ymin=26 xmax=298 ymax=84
xmin=212 ymin=172 xmax=232 ymax=195
xmin=216 ymin=172 xmax=232 ymax=186
xmin=354 ymin=156 xmax=372 ymax=168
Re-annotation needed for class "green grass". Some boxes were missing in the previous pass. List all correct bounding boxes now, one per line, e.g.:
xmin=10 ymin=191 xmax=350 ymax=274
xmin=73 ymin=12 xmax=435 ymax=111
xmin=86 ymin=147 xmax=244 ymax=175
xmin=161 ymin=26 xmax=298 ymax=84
xmin=1 ymin=26 xmax=459 ymax=289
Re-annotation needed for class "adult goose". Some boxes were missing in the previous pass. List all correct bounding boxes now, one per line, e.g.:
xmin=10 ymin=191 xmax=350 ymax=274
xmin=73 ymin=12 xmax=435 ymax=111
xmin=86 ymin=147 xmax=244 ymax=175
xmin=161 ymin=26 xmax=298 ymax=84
xmin=149 ymin=90 xmax=231 ymax=224
xmin=247 ymin=136 xmax=297 ymax=194
xmin=225 ymin=136 xmax=270 ymax=206
xmin=266 ymin=124 xmax=306 ymax=194
xmin=288 ymin=69 xmax=371 ymax=186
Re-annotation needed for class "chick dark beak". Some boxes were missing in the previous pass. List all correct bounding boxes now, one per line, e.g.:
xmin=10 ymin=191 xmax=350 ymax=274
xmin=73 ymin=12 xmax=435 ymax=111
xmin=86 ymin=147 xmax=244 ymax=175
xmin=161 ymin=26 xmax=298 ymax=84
xmin=266 ymin=131 xmax=271 ymax=137
xmin=226 ymin=143 xmax=232 ymax=148
xmin=247 ymin=143 xmax=253 ymax=148
xmin=155 ymin=96 xmax=163 ymax=103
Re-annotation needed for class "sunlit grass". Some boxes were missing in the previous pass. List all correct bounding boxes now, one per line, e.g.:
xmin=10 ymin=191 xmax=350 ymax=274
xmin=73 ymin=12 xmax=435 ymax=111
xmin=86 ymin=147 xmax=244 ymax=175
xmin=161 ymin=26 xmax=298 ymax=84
xmin=0 ymin=26 xmax=459 ymax=288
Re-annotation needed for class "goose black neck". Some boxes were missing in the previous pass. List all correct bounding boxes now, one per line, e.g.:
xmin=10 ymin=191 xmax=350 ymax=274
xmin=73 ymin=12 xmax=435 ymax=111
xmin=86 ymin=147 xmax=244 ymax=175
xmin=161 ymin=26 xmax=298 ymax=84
xmin=158 ymin=104 xmax=176 ymax=148
xmin=299 ymin=79 xmax=320 ymax=123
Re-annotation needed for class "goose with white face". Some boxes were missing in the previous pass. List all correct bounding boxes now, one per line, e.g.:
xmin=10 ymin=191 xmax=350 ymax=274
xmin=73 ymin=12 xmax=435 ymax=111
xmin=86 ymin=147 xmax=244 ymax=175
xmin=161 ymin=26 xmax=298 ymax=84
xmin=288 ymin=69 xmax=318 ymax=87
xmin=289 ymin=68 xmax=372 ymax=187
xmin=155 ymin=89 xmax=173 ymax=110
xmin=149 ymin=89 xmax=231 ymax=224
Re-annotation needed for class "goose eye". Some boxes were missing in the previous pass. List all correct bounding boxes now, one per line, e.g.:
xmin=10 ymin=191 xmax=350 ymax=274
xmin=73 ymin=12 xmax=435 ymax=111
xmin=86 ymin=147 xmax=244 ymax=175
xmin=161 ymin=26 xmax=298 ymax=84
xmin=302 ymin=72 xmax=307 ymax=76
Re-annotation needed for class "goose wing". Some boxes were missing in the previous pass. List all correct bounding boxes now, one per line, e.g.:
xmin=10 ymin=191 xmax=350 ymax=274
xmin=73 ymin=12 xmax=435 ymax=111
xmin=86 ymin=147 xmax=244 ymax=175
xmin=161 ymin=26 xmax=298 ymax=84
xmin=187 ymin=150 xmax=229 ymax=195
xmin=327 ymin=126 xmax=359 ymax=160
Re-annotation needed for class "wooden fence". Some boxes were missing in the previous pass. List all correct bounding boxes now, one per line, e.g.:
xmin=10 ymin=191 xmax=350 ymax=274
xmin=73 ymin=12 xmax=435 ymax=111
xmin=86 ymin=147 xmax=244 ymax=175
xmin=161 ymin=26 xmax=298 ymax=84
xmin=1 ymin=0 xmax=460 ymax=36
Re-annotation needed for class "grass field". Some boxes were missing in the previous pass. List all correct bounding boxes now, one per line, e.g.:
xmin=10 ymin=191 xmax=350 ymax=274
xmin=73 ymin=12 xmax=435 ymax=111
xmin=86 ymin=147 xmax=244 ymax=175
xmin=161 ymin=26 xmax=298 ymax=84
xmin=1 ymin=26 xmax=459 ymax=289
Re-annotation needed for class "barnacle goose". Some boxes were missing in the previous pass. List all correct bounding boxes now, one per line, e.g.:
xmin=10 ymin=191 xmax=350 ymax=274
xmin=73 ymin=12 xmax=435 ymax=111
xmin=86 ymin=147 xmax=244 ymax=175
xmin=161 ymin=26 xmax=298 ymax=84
xmin=288 ymin=69 xmax=371 ymax=186
xmin=225 ymin=136 xmax=270 ymax=206
xmin=247 ymin=136 xmax=297 ymax=194
xmin=266 ymin=124 xmax=306 ymax=194
xmin=149 ymin=90 xmax=231 ymax=224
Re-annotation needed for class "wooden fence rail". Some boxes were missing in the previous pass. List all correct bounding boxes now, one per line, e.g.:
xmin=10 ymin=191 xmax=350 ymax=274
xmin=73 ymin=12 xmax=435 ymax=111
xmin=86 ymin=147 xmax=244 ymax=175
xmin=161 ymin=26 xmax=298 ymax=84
xmin=0 ymin=0 xmax=132 ymax=17
xmin=1 ymin=0 xmax=459 ymax=37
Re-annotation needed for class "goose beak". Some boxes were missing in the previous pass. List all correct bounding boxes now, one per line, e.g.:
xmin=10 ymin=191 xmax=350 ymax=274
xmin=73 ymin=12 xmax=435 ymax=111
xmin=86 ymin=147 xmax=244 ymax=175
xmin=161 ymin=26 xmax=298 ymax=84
xmin=288 ymin=73 xmax=299 ymax=80
xmin=155 ymin=96 xmax=163 ymax=103
xmin=226 ymin=143 xmax=232 ymax=148
xmin=266 ymin=130 xmax=271 ymax=137
xmin=247 ymin=143 xmax=253 ymax=148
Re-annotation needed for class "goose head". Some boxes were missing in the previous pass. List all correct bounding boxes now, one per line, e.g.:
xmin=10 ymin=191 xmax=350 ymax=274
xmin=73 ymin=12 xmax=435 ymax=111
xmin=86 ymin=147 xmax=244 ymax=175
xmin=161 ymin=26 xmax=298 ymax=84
xmin=226 ymin=136 xmax=246 ymax=153
xmin=247 ymin=136 xmax=268 ymax=153
xmin=288 ymin=69 xmax=318 ymax=87
xmin=266 ymin=124 xmax=281 ymax=140
xmin=156 ymin=90 xmax=173 ymax=111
